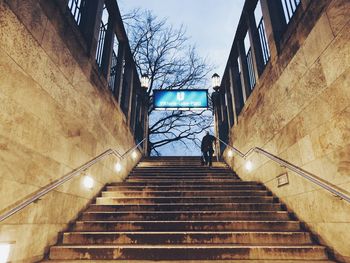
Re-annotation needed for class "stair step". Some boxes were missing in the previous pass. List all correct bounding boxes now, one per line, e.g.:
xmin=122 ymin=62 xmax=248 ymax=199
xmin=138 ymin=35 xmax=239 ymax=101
xmin=112 ymin=181 xmax=244 ymax=186
xmin=96 ymin=196 xmax=277 ymax=205
xmin=87 ymin=203 xmax=283 ymax=212
xmin=128 ymin=175 xmax=236 ymax=179
xmin=101 ymin=190 xmax=271 ymax=197
xmin=73 ymin=220 xmax=302 ymax=232
xmin=81 ymin=211 xmax=291 ymax=221
xmin=62 ymin=231 xmax=313 ymax=245
xmin=125 ymin=179 xmax=242 ymax=183
xmin=106 ymin=185 xmax=265 ymax=191
xmin=49 ymin=245 xmax=329 ymax=260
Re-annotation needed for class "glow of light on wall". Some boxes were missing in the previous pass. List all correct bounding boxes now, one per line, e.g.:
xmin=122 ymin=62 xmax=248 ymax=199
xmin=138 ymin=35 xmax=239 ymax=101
xmin=131 ymin=150 xmax=138 ymax=160
xmin=114 ymin=162 xmax=122 ymax=172
xmin=245 ymin=160 xmax=253 ymax=171
xmin=227 ymin=149 xmax=233 ymax=157
xmin=82 ymin=175 xmax=94 ymax=189
xmin=0 ymin=243 xmax=11 ymax=263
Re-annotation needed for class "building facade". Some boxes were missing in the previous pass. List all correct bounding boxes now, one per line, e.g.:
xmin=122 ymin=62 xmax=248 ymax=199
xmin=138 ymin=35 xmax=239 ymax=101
xmin=214 ymin=0 xmax=350 ymax=261
xmin=0 ymin=0 xmax=147 ymax=261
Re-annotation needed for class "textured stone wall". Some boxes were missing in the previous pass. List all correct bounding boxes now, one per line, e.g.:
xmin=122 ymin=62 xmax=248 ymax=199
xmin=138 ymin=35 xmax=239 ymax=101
xmin=0 ymin=1 xmax=140 ymax=262
xmin=224 ymin=0 xmax=350 ymax=261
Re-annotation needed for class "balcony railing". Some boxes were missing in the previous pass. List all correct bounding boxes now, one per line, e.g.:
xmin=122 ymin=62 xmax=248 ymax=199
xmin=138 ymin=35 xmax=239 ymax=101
xmin=257 ymin=17 xmax=270 ymax=65
xmin=246 ymin=48 xmax=256 ymax=90
xmin=281 ymin=0 xmax=301 ymax=24
xmin=108 ymin=51 xmax=118 ymax=92
xmin=96 ymin=23 xmax=107 ymax=68
xmin=68 ymin=0 xmax=84 ymax=25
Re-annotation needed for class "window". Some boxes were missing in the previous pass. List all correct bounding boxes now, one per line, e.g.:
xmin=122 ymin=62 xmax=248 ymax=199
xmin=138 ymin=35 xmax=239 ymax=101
xmin=96 ymin=5 xmax=109 ymax=68
xmin=244 ymin=32 xmax=256 ymax=90
xmin=68 ymin=0 xmax=85 ymax=25
xmin=281 ymin=0 xmax=301 ymax=24
xmin=254 ymin=1 xmax=270 ymax=65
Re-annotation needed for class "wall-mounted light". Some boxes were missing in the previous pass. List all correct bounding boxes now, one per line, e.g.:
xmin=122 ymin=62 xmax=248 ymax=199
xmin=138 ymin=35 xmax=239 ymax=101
xmin=227 ymin=149 xmax=233 ymax=157
xmin=131 ymin=150 xmax=138 ymax=160
xmin=0 ymin=243 xmax=12 ymax=263
xmin=114 ymin=162 xmax=122 ymax=172
xmin=245 ymin=160 xmax=253 ymax=171
xmin=141 ymin=74 xmax=150 ymax=90
xmin=211 ymin=73 xmax=221 ymax=91
xmin=82 ymin=175 xmax=94 ymax=189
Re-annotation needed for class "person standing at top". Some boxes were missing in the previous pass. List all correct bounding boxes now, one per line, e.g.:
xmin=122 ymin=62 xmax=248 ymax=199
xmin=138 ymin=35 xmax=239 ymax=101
xmin=201 ymin=131 xmax=216 ymax=167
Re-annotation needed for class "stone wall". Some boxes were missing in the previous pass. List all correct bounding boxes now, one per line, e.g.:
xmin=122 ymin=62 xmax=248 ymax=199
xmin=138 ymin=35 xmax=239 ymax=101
xmin=223 ymin=0 xmax=350 ymax=261
xmin=0 ymin=1 xmax=140 ymax=262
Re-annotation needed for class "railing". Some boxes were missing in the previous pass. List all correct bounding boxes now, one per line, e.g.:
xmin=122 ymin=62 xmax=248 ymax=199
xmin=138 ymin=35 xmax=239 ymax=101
xmin=68 ymin=0 xmax=84 ymax=25
xmin=257 ymin=17 xmax=270 ymax=65
xmin=215 ymin=136 xmax=350 ymax=203
xmin=281 ymin=0 xmax=301 ymax=24
xmin=246 ymin=48 xmax=256 ymax=89
xmin=0 ymin=138 xmax=147 ymax=223
xmin=108 ymin=51 xmax=118 ymax=92
xmin=96 ymin=22 xmax=107 ymax=68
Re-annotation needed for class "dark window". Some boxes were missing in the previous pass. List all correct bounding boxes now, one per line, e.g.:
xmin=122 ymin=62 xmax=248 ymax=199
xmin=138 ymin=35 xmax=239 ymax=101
xmin=281 ymin=0 xmax=301 ymax=24
xmin=68 ymin=0 xmax=85 ymax=25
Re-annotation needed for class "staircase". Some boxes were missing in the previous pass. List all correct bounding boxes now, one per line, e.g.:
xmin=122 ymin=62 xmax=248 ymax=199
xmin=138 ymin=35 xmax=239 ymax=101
xmin=45 ymin=157 xmax=334 ymax=262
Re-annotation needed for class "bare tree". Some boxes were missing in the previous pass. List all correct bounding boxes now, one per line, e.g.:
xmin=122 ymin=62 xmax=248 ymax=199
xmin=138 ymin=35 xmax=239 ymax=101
xmin=123 ymin=9 xmax=214 ymax=155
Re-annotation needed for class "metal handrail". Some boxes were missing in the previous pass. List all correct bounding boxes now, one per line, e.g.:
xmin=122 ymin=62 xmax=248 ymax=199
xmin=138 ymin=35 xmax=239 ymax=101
xmin=216 ymin=137 xmax=350 ymax=203
xmin=0 ymin=138 xmax=147 ymax=223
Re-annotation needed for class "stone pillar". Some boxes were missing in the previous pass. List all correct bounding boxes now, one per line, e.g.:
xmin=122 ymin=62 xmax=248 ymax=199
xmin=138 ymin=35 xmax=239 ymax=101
xmin=114 ymin=42 xmax=126 ymax=103
xmin=228 ymin=67 xmax=238 ymax=126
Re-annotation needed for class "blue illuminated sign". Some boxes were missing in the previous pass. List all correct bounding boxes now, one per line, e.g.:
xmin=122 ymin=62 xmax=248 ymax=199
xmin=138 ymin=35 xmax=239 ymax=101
xmin=153 ymin=90 xmax=208 ymax=109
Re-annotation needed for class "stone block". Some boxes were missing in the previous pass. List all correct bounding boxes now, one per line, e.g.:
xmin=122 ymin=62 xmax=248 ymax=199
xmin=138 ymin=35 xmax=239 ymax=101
xmin=326 ymin=0 xmax=350 ymax=36
xmin=302 ymin=13 xmax=335 ymax=68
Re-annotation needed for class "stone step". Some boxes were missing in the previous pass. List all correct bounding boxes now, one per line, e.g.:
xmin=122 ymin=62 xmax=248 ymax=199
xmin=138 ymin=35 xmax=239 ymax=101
xmin=73 ymin=220 xmax=302 ymax=232
xmin=121 ymin=180 xmax=244 ymax=185
xmin=42 ymin=260 xmax=336 ymax=263
xmin=130 ymin=172 xmax=236 ymax=177
xmin=87 ymin=203 xmax=283 ymax=212
xmin=110 ymin=181 xmax=258 ymax=186
xmin=49 ymin=245 xmax=329 ymax=260
xmin=128 ymin=175 xmax=237 ymax=180
xmin=81 ymin=211 xmax=291 ymax=221
xmin=62 ymin=231 xmax=313 ymax=245
xmin=106 ymin=184 xmax=265 ymax=191
xmin=125 ymin=178 xmax=242 ymax=183
xmin=96 ymin=196 xmax=277 ymax=205
xmin=101 ymin=190 xmax=271 ymax=198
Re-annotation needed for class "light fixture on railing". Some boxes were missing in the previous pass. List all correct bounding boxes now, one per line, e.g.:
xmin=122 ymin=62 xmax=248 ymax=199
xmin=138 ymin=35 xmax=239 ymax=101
xmin=131 ymin=150 xmax=138 ymax=160
xmin=114 ymin=162 xmax=122 ymax=172
xmin=227 ymin=149 xmax=233 ymax=157
xmin=82 ymin=174 xmax=94 ymax=189
xmin=0 ymin=243 xmax=11 ymax=263
xmin=141 ymin=74 xmax=150 ymax=90
xmin=245 ymin=160 xmax=253 ymax=171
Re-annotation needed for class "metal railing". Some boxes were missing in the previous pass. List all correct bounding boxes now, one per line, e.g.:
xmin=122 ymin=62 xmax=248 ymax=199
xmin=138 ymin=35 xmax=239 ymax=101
xmin=0 ymin=138 xmax=147 ymax=223
xmin=257 ymin=17 xmax=270 ymax=65
xmin=68 ymin=0 xmax=84 ymax=25
xmin=246 ymin=48 xmax=256 ymax=90
xmin=215 ymin=136 xmax=350 ymax=203
xmin=281 ymin=0 xmax=301 ymax=24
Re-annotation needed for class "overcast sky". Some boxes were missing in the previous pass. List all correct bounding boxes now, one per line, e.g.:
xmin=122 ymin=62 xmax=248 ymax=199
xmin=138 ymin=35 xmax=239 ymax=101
xmin=118 ymin=0 xmax=245 ymax=81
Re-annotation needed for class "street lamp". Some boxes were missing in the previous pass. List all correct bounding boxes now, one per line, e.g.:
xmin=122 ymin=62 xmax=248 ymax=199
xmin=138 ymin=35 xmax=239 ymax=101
xmin=141 ymin=74 xmax=150 ymax=90
xmin=211 ymin=73 xmax=221 ymax=91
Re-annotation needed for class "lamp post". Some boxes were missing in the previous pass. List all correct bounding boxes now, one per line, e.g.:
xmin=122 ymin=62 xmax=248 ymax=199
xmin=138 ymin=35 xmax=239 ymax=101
xmin=140 ymin=74 xmax=150 ymax=156
xmin=211 ymin=73 xmax=221 ymax=160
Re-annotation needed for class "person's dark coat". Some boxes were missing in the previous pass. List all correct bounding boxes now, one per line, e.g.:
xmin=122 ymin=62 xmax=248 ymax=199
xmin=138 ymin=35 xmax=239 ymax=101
xmin=201 ymin=134 xmax=216 ymax=152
